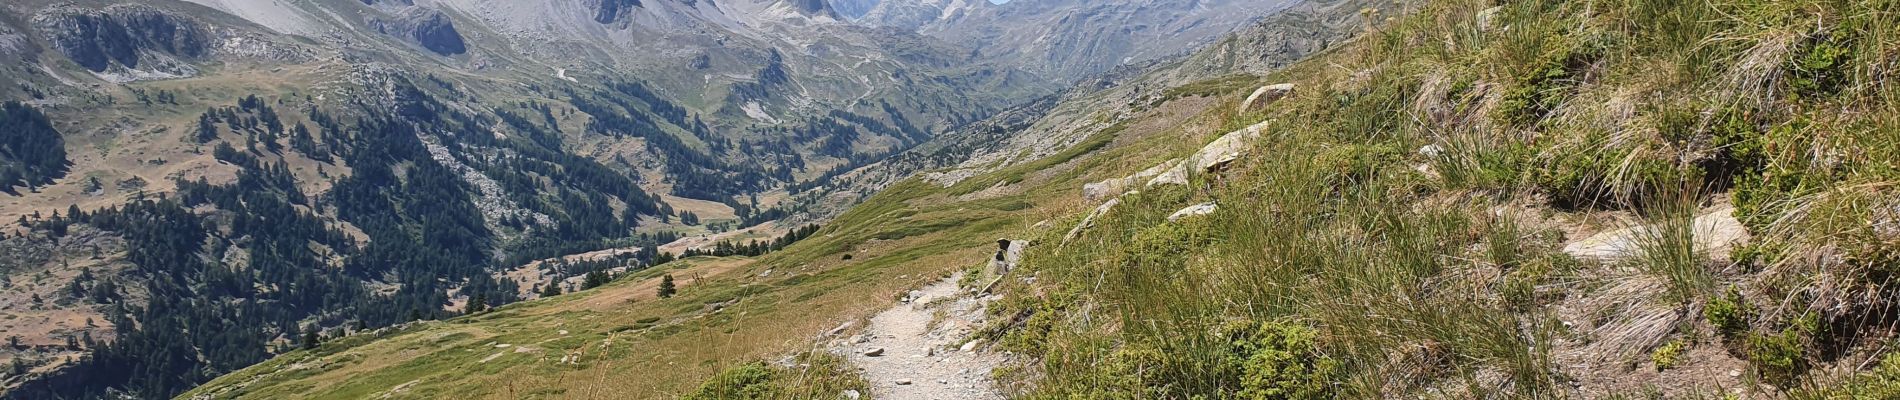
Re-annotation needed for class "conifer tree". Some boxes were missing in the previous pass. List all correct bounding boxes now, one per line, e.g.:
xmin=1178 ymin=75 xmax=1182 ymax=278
xmin=301 ymin=326 xmax=321 ymax=350
xmin=657 ymin=275 xmax=677 ymax=299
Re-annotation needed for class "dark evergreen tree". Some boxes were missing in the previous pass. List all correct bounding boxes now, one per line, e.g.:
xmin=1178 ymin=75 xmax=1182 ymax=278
xmin=0 ymin=102 xmax=70 ymax=193
xmin=302 ymin=326 xmax=321 ymax=350
xmin=657 ymin=275 xmax=676 ymax=299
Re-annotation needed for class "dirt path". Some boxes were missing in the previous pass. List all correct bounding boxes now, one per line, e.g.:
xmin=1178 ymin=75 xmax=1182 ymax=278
xmin=840 ymin=274 xmax=1004 ymax=400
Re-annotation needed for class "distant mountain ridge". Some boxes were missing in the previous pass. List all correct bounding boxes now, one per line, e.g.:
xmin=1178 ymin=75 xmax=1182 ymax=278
xmin=860 ymin=0 xmax=1299 ymax=83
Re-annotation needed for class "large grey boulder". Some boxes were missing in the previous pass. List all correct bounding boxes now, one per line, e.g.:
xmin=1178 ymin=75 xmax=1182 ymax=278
xmin=1147 ymin=120 xmax=1271 ymax=187
xmin=991 ymin=239 xmax=1028 ymax=275
xmin=1238 ymin=83 xmax=1296 ymax=114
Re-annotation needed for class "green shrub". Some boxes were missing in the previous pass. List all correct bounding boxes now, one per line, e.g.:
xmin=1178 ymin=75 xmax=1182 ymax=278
xmin=1127 ymin=220 xmax=1213 ymax=268
xmin=1496 ymin=38 xmax=1599 ymax=127
xmin=685 ymin=362 xmax=775 ymax=400
xmin=1788 ymin=33 xmax=1853 ymax=100
xmin=995 ymin=289 xmax=1077 ymax=357
xmin=1728 ymin=119 xmax=1818 ymax=231
xmin=1704 ymin=289 xmax=1750 ymax=336
xmin=1793 ymin=348 xmax=1900 ymax=399
xmin=684 ymin=353 xmax=866 ymax=400
xmin=1501 ymin=256 xmax=1558 ymax=311
xmin=1225 ymin=321 xmax=1340 ymax=400
xmin=1746 ymin=329 xmax=1807 ymax=385
xmin=1651 ymin=339 xmax=1687 ymax=371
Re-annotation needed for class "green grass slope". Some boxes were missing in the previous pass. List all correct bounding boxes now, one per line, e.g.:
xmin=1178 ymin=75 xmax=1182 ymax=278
xmin=187 ymin=0 xmax=1900 ymax=398
xmin=974 ymin=0 xmax=1900 ymax=398
xmin=178 ymin=56 xmax=1249 ymax=399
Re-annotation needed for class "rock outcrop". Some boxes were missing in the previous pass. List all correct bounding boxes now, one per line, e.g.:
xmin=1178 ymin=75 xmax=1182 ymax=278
xmin=1238 ymin=83 xmax=1295 ymax=114
xmin=33 ymin=5 xmax=212 ymax=74
xmin=831 ymin=0 xmax=881 ymax=19
xmin=590 ymin=0 xmax=644 ymax=24
xmin=1082 ymin=161 xmax=1177 ymax=202
xmin=1147 ymin=120 xmax=1271 ymax=187
xmin=369 ymin=8 xmax=467 ymax=56
xmin=1079 ymin=119 xmax=1271 ymax=206
xmin=787 ymin=0 xmax=834 ymax=15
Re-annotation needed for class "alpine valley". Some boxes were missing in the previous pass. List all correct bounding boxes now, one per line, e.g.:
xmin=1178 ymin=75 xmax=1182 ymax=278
xmin=0 ymin=0 xmax=1320 ymax=397
xmin=8 ymin=0 xmax=1900 ymax=399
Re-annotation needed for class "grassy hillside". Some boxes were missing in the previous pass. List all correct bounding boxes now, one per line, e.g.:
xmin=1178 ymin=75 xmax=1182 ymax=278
xmin=186 ymin=0 xmax=1900 ymax=398
xmin=177 ymin=63 xmax=1247 ymax=400
xmin=975 ymin=0 xmax=1900 ymax=397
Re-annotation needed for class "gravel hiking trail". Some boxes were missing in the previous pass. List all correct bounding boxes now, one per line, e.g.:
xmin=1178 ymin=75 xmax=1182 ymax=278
xmin=841 ymin=274 xmax=1004 ymax=400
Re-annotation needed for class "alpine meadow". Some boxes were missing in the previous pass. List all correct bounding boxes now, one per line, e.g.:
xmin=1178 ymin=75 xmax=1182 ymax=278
xmin=1 ymin=0 xmax=1899 ymax=399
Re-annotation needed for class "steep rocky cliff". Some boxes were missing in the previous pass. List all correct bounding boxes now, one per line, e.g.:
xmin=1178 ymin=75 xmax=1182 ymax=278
xmin=32 ymin=5 xmax=212 ymax=78
xmin=368 ymin=7 xmax=468 ymax=56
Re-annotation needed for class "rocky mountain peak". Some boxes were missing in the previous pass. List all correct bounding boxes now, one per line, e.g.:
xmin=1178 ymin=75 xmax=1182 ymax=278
xmin=787 ymin=0 xmax=833 ymax=14
xmin=367 ymin=7 xmax=467 ymax=56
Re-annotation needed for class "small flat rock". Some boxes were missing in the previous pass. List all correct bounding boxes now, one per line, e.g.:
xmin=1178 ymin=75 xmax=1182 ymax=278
xmin=895 ymin=379 xmax=913 ymax=385
xmin=826 ymin=321 xmax=854 ymax=337
xmin=1562 ymin=206 xmax=1750 ymax=261
xmin=862 ymin=348 xmax=885 ymax=357
xmin=1167 ymin=202 xmax=1218 ymax=222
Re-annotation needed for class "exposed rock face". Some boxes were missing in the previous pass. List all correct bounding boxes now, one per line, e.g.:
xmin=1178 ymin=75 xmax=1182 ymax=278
xmin=1083 ymin=159 xmax=1177 ymax=202
xmin=1238 ymin=83 xmax=1295 ymax=114
xmin=1147 ymin=120 xmax=1271 ymax=187
xmin=0 ymin=24 xmax=36 ymax=61
xmin=1158 ymin=0 xmax=1389 ymax=85
xmin=832 ymin=0 xmax=881 ymax=19
xmin=590 ymin=0 xmax=644 ymax=24
xmin=787 ymin=0 xmax=833 ymax=15
xmin=370 ymin=8 xmax=467 ymax=56
xmin=33 ymin=5 xmax=212 ymax=73
xmin=865 ymin=0 xmax=1292 ymax=83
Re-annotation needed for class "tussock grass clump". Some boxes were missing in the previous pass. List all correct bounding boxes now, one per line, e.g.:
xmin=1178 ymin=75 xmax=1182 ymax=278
xmin=683 ymin=352 xmax=866 ymax=400
xmin=1631 ymin=186 xmax=1716 ymax=304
